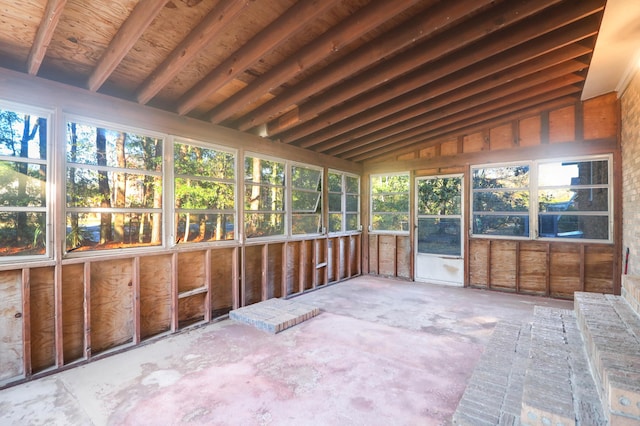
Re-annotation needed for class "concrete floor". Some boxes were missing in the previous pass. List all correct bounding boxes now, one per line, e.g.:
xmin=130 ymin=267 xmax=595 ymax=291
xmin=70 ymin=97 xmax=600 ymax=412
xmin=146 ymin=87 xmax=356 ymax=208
xmin=0 ymin=276 xmax=572 ymax=426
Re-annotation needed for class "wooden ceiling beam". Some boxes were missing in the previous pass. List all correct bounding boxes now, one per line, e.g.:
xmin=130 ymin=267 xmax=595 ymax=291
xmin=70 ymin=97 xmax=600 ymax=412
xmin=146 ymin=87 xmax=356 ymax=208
xmin=135 ymin=0 xmax=250 ymax=105
xmin=291 ymin=35 xmax=594 ymax=149
xmin=274 ymin=0 xmax=603 ymax=140
xmin=26 ymin=0 xmax=67 ymax=75
xmin=343 ymin=85 xmax=582 ymax=161
xmin=176 ymin=0 xmax=341 ymax=116
xmin=309 ymin=49 xmax=590 ymax=153
xmin=235 ymin=0 xmax=496 ymax=132
xmin=87 ymin=0 xmax=168 ymax=92
xmin=204 ymin=0 xmax=424 ymax=124
xmin=327 ymin=73 xmax=584 ymax=157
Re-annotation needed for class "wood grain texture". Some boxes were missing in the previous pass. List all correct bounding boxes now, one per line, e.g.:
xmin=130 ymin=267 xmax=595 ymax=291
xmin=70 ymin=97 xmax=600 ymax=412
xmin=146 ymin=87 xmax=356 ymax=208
xmin=244 ymin=245 xmax=263 ymax=306
xmin=177 ymin=251 xmax=205 ymax=293
xmin=267 ymin=243 xmax=284 ymax=299
xmin=139 ymin=255 xmax=172 ymax=340
xmin=90 ymin=259 xmax=133 ymax=354
xmin=29 ymin=267 xmax=56 ymax=373
xmin=61 ymin=263 xmax=84 ymax=363
xmin=0 ymin=270 xmax=23 ymax=381
xmin=210 ymin=248 xmax=234 ymax=318
xmin=490 ymin=241 xmax=517 ymax=291
xmin=518 ymin=242 xmax=548 ymax=295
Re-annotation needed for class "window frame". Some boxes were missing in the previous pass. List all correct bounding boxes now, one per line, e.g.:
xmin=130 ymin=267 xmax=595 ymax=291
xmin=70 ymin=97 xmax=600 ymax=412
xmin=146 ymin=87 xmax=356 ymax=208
xmin=289 ymin=161 xmax=324 ymax=237
xmin=172 ymin=137 xmax=238 ymax=246
xmin=534 ymin=154 xmax=613 ymax=243
xmin=369 ymin=171 xmax=410 ymax=235
xmin=470 ymin=155 xmax=613 ymax=244
xmin=470 ymin=161 xmax=531 ymax=240
xmin=328 ymin=169 xmax=361 ymax=235
xmin=63 ymin=115 xmax=167 ymax=257
xmin=0 ymin=100 xmax=53 ymax=263
xmin=243 ymin=152 xmax=287 ymax=241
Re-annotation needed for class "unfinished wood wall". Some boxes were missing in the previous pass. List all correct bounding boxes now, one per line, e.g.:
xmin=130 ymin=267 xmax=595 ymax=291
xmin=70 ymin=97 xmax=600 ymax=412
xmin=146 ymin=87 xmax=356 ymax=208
xmin=0 ymin=234 xmax=360 ymax=388
xmin=364 ymin=94 xmax=621 ymax=295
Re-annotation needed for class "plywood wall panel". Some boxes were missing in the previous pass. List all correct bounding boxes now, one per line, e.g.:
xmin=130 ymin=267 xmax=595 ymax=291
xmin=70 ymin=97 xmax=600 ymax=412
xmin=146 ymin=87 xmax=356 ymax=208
xmin=210 ymin=248 xmax=234 ymax=318
xmin=519 ymin=116 xmax=541 ymax=147
xmin=178 ymin=293 xmax=205 ymax=327
xmin=490 ymin=241 xmax=517 ymax=291
xmin=490 ymin=124 xmax=513 ymax=150
xmin=369 ymin=234 xmax=379 ymax=275
xmin=550 ymin=244 xmax=581 ymax=298
xmin=583 ymin=93 xmax=617 ymax=140
xmin=244 ymin=245 xmax=263 ymax=305
xmin=316 ymin=239 xmax=327 ymax=286
xmin=267 ymin=243 xmax=284 ymax=298
xmin=61 ymin=264 xmax=84 ymax=363
xmin=518 ymin=242 xmax=548 ymax=295
xmin=584 ymin=245 xmax=614 ymax=294
xmin=419 ymin=146 xmax=438 ymax=159
xmin=177 ymin=251 xmax=205 ymax=293
xmin=29 ymin=267 xmax=55 ymax=373
xmin=396 ymin=236 xmax=411 ymax=279
xmin=549 ymin=105 xmax=575 ymax=144
xmin=139 ymin=255 xmax=172 ymax=340
xmin=440 ymin=139 xmax=460 ymax=156
xmin=302 ymin=240 xmax=314 ymax=290
xmin=463 ymin=132 xmax=485 ymax=153
xmin=378 ymin=235 xmax=397 ymax=277
xmin=90 ymin=259 xmax=133 ymax=354
xmin=469 ymin=239 xmax=489 ymax=287
xmin=286 ymin=241 xmax=300 ymax=296
xmin=0 ymin=270 xmax=23 ymax=381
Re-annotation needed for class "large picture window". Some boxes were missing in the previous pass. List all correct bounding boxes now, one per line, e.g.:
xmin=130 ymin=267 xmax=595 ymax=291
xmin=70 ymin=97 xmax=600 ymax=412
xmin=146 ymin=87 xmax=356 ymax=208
xmin=472 ymin=156 xmax=612 ymax=242
xmin=174 ymin=140 xmax=235 ymax=243
xmin=328 ymin=170 xmax=360 ymax=233
xmin=472 ymin=164 xmax=530 ymax=237
xmin=370 ymin=173 xmax=409 ymax=232
xmin=65 ymin=121 xmax=163 ymax=252
xmin=0 ymin=105 xmax=49 ymax=258
xmin=290 ymin=164 xmax=322 ymax=235
xmin=244 ymin=155 xmax=285 ymax=238
xmin=538 ymin=157 xmax=611 ymax=241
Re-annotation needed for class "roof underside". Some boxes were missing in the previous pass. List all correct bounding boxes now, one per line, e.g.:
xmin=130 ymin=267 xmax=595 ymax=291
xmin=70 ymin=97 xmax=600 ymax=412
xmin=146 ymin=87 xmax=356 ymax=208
xmin=0 ymin=0 xmax=608 ymax=163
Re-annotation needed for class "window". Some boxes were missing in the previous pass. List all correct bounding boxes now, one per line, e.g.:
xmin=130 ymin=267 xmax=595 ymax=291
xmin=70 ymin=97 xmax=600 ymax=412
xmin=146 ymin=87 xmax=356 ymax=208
xmin=370 ymin=173 xmax=409 ymax=232
xmin=290 ymin=164 xmax=322 ymax=235
xmin=472 ymin=164 xmax=530 ymax=237
xmin=244 ymin=155 xmax=285 ymax=238
xmin=174 ymin=140 xmax=235 ymax=244
xmin=328 ymin=170 xmax=360 ymax=233
xmin=0 ymin=104 xmax=49 ymax=258
xmin=471 ymin=156 xmax=612 ymax=242
xmin=417 ymin=175 xmax=462 ymax=256
xmin=538 ymin=157 xmax=610 ymax=241
xmin=65 ymin=121 xmax=163 ymax=252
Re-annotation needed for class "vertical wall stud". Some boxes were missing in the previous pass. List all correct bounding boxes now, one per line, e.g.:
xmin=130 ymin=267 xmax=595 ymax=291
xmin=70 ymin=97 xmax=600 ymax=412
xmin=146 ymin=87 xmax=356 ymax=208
xmin=171 ymin=253 xmax=178 ymax=331
xmin=22 ymin=268 xmax=32 ymax=378
xmin=133 ymin=257 xmax=141 ymax=345
xmin=83 ymin=262 xmax=91 ymax=359
xmin=204 ymin=249 xmax=212 ymax=322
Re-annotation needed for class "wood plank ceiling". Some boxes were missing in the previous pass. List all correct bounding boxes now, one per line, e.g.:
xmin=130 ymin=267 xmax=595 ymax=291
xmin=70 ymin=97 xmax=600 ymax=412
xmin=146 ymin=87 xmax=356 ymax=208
xmin=0 ymin=0 xmax=606 ymax=163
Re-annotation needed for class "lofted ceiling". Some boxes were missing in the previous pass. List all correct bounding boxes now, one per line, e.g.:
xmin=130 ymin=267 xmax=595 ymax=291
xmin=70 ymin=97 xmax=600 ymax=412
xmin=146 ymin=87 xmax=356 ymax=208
xmin=0 ymin=0 xmax=608 ymax=163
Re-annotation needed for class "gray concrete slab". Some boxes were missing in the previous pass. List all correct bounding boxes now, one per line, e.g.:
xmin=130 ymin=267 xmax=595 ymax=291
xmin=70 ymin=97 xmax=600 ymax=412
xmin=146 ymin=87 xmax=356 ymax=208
xmin=0 ymin=276 xmax=572 ymax=426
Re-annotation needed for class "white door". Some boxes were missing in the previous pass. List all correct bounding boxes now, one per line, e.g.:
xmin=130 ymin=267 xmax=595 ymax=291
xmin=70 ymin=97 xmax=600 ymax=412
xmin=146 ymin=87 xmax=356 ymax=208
xmin=415 ymin=175 xmax=464 ymax=286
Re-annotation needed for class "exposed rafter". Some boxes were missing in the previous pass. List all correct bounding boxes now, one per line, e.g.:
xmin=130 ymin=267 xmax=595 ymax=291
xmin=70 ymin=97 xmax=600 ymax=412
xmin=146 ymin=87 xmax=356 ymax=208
xmin=205 ymin=0 xmax=424 ymax=124
xmin=235 ymin=0 xmax=496 ymax=132
xmin=176 ymin=0 xmax=342 ymax=116
xmin=0 ymin=0 xmax=609 ymax=163
xmin=87 ymin=0 xmax=168 ymax=92
xmin=26 ymin=0 xmax=67 ymax=75
xmin=135 ymin=0 xmax=251 ymax=105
